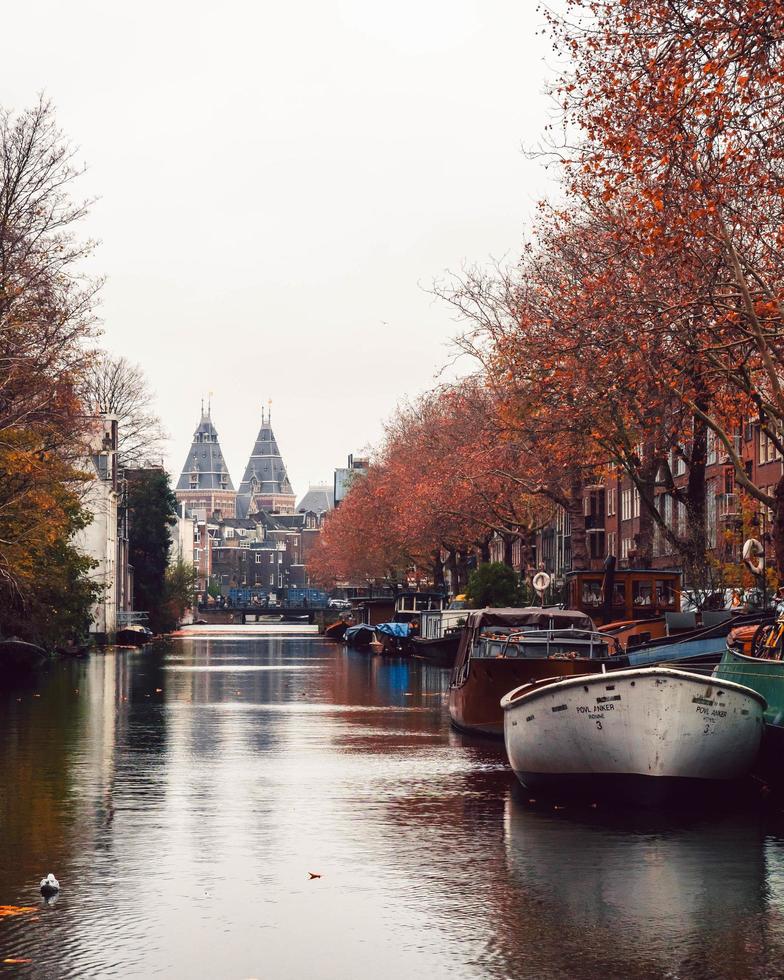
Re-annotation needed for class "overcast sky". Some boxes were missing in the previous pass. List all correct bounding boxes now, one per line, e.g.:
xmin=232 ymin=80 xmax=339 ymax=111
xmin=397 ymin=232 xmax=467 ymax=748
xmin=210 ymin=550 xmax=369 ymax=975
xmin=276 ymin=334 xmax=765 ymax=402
xmin=5 ymin=1 xmax=557 ymax=501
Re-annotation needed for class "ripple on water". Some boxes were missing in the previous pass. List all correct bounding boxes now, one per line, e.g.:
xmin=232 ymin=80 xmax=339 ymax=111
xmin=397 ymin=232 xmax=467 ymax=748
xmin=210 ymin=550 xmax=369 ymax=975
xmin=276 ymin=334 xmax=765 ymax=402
xmin=2 ymin=638 xmax=784 ymax=980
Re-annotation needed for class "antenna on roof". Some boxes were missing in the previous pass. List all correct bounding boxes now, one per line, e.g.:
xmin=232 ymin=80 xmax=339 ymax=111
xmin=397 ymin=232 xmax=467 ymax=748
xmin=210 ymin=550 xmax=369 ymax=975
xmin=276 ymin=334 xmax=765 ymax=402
xmin=208 ymin=390 xmax=213 ymax=417
xmin=201 ymin=396 xmax=204 ymax=417
xmin=268 ymin=397 xmax=272 ymax=423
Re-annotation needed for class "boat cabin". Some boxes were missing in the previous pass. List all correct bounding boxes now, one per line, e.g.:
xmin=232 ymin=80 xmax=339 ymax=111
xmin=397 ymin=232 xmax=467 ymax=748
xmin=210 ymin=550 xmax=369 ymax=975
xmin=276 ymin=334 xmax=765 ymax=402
xmin=565 ymin=568 xmax=682 ymax=626
xmin=394 ymin=591 xmax=446 ymax=624
xmin=351 ymin=597 xmax=396 ymax=626
xmin=452 ymin=607 xmax=615 ymax=686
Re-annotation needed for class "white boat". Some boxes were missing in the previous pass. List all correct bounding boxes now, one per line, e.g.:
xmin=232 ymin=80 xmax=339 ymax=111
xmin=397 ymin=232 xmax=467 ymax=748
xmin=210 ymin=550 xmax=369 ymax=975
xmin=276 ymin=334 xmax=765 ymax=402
xmin=501 ymin=666 xmax=765 ymax=802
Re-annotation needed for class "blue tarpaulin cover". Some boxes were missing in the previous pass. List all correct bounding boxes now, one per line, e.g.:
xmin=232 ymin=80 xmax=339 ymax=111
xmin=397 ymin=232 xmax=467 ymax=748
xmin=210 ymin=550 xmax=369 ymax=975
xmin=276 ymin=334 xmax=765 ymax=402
xmin=345 ymin=625 xmax=376 ymax=644
xmin=375 ymin=622 xmax=410 ymax=638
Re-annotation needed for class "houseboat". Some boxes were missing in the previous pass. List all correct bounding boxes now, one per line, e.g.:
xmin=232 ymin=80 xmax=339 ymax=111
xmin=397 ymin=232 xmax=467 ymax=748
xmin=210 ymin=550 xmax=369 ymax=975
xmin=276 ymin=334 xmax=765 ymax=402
xmin=410 ymin=600 xmax=468 ymax=664
xmin=715 ymin=612 xmax=784 ymax=778
xmin=502 ymin=666 xmax=765 ymax=802
xmin=448 ymin=607 xmax=618 ymax=736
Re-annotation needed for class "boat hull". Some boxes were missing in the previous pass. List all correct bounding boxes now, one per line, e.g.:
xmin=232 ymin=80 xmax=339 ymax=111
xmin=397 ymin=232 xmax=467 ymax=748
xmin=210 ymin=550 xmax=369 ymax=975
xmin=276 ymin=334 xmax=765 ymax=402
xmin=449 ymin=658 xmax=602 ymax=737
xmin=715 ymin=646 xmax=784 ymax=784
xmin=410 ymin=632 xmax=461 ymax=666
xmin=502 ymin=667 xmax=765 ymax=800
xmin=324 ymin=621 xmax=349 ymax=641
xmin=0 ymin=640 xmax=48 ymax=675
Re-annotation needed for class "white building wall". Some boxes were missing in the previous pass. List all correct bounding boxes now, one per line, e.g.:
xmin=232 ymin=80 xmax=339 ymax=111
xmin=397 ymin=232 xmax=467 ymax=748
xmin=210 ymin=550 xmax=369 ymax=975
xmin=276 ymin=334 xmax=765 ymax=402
xmin=75 ymin=469 xmax=119 ymax=637
xmin=170 ymin=507 xmax=196 ymax=567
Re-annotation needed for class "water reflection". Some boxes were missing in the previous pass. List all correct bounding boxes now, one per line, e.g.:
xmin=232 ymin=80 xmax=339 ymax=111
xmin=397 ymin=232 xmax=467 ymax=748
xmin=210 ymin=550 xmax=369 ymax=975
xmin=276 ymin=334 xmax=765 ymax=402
xmin=2 ymin=638 xmax=784 ymax=978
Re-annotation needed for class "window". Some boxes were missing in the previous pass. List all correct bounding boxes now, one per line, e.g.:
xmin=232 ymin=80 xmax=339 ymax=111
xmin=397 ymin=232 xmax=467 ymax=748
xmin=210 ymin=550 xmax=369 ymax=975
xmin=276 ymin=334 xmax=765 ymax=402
xmin=581 ymin=580 xmax=603 ymax=606
xmin=633 ymin=580 xmax=653 ymax=608
xmin=606 ymin=487 xmax=616 ymax=517
xmin=675 ymin=500 xmax=686 ymax=537
xmin=707 ymin=429 xmax=718 ymax=466
xmin=269 ymin=554 xmax=274 ymax=564
xmin=621 ymin=536 xmax=633 ymax=560
xmin=655 ymin=580 xmax=676 ymax=609
xmin=760 ymin=429 xmax=782 ymax=464
xmin=632 ymin=489 xmax=640 ymax=519
xmin=621 ymin=489 xmax=632 ymax=522
xmin=588 ymin=531 xmax=605 ymax=560
xmin=255 ymin=553 xmax=264 ymax=564
xmin=224 ymin=527 xmax=234 ymax=539
xmin=606 ymin=531 xmax=617 ymax=557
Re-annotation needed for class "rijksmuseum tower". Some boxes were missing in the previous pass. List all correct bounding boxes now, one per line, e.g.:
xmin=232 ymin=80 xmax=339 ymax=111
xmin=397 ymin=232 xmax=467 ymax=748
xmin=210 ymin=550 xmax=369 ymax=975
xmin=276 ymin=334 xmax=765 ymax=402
xmin=175 ymin=404 xmax=296 ymax=519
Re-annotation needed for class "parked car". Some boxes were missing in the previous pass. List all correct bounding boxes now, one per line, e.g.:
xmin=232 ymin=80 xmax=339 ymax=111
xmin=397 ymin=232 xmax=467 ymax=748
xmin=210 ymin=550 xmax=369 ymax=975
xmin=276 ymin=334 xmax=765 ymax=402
xmin=328 ymin=598 xmax=351 ymax=609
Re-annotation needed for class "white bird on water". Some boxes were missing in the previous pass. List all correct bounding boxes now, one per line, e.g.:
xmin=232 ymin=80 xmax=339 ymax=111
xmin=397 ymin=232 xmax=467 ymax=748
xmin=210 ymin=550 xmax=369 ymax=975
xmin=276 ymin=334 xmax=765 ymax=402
xmin=40 ymin=873 xmax=60 ymax=897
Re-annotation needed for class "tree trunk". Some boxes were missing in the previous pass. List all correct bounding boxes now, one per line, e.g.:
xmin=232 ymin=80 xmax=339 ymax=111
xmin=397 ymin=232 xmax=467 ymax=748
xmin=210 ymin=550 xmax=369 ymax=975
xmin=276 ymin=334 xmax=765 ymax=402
xmin=683 ymin=410 xmax=708 ymax=584
xmin=432 ymin=550 xmax=445 ymax=591
xmin=445 ymin=548 xmax=458 ymax=594
xmin=569 ymin=485 xmax=589 ymax=571
xmin=456 ymin=551 xmax=469 ymax=591
xmin=503 ymin=534 xmax=514 ymax=568
xmin=635 ymin=458 xmax=658 ymax=568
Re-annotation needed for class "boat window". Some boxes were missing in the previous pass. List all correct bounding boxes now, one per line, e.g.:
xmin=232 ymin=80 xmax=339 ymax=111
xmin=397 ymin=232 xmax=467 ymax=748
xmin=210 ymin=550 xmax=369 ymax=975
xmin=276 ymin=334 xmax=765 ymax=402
xmin=581 ymin=581 xmax=603 ymax=606
xmin=612 ymin=582 xmax=626 ymax=609
xmin=655 ymin=580 xmax=676 ymax=609
xmin=632 ymin=581 xmax=653 ymax=608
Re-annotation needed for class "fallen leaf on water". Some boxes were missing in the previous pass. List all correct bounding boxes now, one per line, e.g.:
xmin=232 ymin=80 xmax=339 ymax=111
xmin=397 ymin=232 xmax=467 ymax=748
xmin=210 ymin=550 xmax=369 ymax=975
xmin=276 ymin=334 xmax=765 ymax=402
xmin=308 ymin=872 xmax=321 ymax=880
xmin=0 ymin=906 xmax=36 ymax=918
xmin=4 ymin=958 xmax=32 ymax=964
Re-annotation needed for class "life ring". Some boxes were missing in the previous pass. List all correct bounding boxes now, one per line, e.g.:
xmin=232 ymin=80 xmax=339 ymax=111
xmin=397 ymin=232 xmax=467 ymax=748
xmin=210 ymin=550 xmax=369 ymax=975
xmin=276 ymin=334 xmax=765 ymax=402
xmin=742 ymin=538 xmax=765 ymax=575
xmin=532 ymin=571 xmax=551 ymax=593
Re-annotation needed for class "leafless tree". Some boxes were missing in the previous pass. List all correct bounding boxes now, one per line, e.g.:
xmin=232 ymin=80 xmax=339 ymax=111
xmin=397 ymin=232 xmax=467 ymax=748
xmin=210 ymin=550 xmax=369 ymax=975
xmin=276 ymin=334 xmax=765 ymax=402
xmin=0 ymin=96 xmax=100 ymax=452
xmin=82 ymin=352 xmax=167 ymax=467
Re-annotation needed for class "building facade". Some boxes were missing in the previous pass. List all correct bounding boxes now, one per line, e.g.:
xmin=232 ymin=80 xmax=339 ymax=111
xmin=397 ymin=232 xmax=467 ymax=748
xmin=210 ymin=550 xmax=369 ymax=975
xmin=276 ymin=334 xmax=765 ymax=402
xmin=532 ymin=423 xmax=783 ymax=590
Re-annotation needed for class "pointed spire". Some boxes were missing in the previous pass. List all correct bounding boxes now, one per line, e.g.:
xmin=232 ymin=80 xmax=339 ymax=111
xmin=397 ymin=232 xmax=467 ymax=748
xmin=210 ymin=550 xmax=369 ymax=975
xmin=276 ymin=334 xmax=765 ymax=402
xmin=236 ymin=406 xmax=296 ymax=517
xmin=175 ymin=404 xmax=235 ymax=493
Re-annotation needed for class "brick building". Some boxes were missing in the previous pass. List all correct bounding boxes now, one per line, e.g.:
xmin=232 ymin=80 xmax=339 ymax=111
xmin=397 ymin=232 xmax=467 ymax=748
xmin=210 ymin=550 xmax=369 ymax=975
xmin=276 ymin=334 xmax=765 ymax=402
xmin=534 ymin=423 xmax=782 ymax=589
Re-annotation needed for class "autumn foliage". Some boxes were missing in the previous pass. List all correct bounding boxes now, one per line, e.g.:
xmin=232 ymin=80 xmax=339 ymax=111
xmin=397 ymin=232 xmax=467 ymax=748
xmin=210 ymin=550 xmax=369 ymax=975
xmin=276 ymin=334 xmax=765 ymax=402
xmin=312 ymin=1 xmax=784 ymax=585
xmin=0 ymin=99 xmax=103 ymax=645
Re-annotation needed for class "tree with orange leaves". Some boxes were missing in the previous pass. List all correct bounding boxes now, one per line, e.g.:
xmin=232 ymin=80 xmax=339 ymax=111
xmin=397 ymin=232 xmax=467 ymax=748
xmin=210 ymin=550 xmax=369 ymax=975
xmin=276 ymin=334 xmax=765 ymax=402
xmin=543 ymin=0 xmax=784 ymax=570
xmin=309 ymin=379 xmax=558 ymax=591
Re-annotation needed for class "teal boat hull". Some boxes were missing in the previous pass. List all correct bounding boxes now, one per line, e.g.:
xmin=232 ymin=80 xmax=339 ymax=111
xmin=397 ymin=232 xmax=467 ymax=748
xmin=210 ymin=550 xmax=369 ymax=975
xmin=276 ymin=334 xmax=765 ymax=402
xmin=715 ymin=647 xmax=784 ymax=726
xmin=715 ymin=646 xmax=784 ymax=782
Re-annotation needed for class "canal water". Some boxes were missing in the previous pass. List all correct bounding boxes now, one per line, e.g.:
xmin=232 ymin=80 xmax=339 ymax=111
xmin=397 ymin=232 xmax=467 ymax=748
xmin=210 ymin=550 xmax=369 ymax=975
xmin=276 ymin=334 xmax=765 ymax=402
xmin=3 ymin=637 xmax=784 ymax=979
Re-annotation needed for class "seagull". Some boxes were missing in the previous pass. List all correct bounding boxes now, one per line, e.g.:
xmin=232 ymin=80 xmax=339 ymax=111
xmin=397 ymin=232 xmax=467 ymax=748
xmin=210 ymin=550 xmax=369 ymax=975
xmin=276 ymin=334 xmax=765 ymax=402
xmin=40 ymin=874 xmax=60 ymax=897
xmin=308 ymin=872 xmax=321 ymax=880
